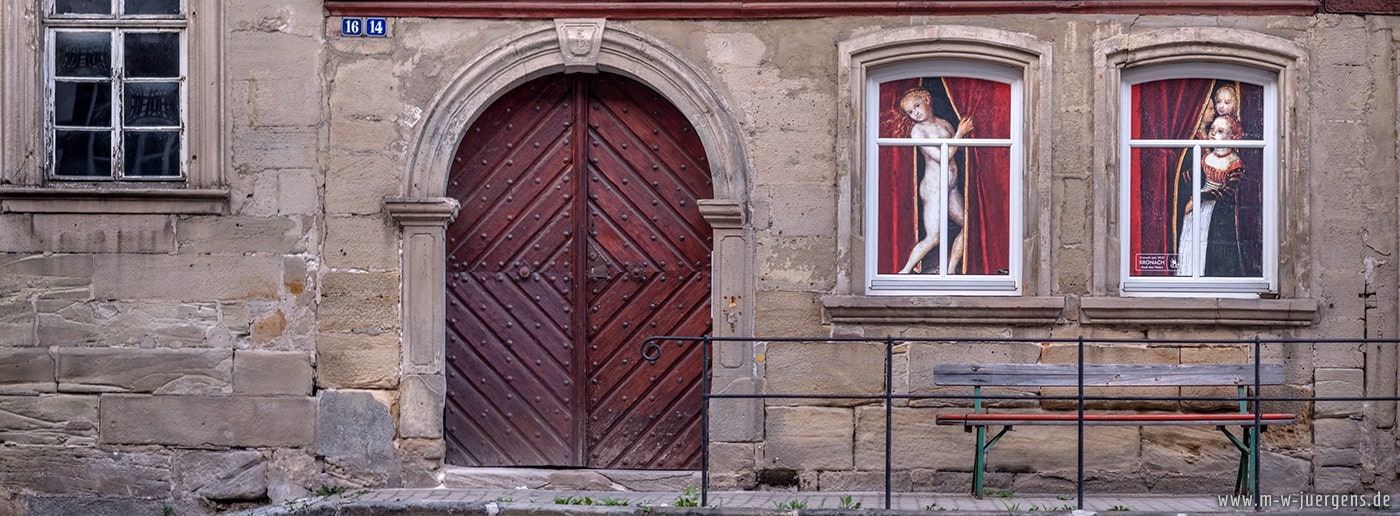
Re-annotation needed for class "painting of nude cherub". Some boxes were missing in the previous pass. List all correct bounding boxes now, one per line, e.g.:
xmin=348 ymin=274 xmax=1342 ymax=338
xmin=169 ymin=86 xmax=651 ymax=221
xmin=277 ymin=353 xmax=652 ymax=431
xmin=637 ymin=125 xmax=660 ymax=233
xmin=876 ymin=77 xmax=1011 ymax=276
xmin=1127 ymin=78 xmax=1264 ymax=278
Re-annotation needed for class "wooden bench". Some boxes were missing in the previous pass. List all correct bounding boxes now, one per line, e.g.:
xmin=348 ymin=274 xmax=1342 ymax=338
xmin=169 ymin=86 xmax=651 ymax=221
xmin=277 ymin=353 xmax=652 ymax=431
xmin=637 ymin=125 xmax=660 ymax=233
xmin=932 ymin=363 xmax=1296 ymax=498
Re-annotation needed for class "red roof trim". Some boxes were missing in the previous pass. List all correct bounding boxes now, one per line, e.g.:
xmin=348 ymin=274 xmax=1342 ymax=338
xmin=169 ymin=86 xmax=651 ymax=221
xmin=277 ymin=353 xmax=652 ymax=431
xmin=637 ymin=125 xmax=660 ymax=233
xmin=324 ymin=1 xmax=1321 ymax=19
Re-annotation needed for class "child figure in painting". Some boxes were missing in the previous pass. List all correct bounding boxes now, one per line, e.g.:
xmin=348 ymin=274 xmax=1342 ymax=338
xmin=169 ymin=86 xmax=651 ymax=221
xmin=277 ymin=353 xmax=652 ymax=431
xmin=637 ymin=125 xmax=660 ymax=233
xmin=895 ymin=87 xmax=975 ymax=274
xmin=1195 ymin=83 xmax=1240 ymax=140
xmin=1177 ymin=114 xmax=1246 ymax=277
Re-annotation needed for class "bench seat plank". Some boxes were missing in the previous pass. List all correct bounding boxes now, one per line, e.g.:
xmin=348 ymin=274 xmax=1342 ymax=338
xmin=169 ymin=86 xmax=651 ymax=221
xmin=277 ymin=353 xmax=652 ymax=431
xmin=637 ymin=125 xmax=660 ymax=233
xmin=936 ymin=413 xmax=1296 ymax=426
xmin=932 ymin=363 xmax=1285 ymax=387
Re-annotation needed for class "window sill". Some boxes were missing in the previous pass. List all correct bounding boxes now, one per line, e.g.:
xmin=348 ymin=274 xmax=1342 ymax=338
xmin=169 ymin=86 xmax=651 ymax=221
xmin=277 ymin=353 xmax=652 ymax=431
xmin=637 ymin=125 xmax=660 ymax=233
xmin=821 ymin=295 xmax=1065 ymax=325
xmin=1079 ymin=297 xmax=1319 ymax=326
xmin=0 ymin=186 xmax=229 ymax=214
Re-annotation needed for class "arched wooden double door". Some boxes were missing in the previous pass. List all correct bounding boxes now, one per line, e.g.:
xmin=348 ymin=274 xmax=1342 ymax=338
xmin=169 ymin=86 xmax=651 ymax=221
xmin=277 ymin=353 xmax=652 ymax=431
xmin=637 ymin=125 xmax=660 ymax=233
xmin=444 ymin=73 xmax=712 ymax=469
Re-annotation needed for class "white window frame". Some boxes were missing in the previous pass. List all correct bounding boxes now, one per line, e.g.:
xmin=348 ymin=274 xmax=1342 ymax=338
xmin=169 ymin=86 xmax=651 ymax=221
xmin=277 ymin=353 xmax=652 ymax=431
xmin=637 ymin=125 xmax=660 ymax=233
xmin=46 ymin=21 xmax=188 ymax=181
xmin=0 ymin=0 xmax=225 ymax=214
xmin=863 ymin=60 xmax=1024 ymax=296
xmin=1117 ymin=63 xmax=1279 ymax=298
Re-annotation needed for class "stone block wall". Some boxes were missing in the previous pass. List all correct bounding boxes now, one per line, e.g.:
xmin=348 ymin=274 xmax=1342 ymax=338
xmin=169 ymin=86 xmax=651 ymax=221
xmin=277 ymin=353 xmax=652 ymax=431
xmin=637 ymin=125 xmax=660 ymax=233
xmin=2 ymin=3 xmax=1400 ymax=514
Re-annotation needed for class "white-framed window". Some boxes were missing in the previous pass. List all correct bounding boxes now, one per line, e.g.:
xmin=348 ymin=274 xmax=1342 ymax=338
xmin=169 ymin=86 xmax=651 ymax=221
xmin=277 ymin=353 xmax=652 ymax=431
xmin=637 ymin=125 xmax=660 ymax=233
xmin=863 ymin=60 xmax=1023 ymax=295
xmin=45 ymin=0 xmax=186 ymax=180
xmin=1 ymin=0 xmax=223 ymax=214
xmin=1118 ymin=63 xmax=1278 ymax=297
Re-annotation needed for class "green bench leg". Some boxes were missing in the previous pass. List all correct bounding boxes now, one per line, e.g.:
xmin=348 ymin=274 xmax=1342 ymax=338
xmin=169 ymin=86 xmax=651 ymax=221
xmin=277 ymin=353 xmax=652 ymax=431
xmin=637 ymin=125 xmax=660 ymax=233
xmin=1219 ymin=425 xmax=1261 ymax=496
xmin=971 ymin=425 xmax=1013 ymax=499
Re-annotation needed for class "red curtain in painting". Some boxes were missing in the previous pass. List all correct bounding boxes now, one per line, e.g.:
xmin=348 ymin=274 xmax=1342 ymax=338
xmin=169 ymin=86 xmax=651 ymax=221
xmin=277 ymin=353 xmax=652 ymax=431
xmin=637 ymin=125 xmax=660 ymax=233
xmin=943 ymin=77 xmax=1010 ymax=275
xmin=876 ymin=78 xmax=922 ymax=273
xmin=1129 ymin=79 xmax=1212 ymax=275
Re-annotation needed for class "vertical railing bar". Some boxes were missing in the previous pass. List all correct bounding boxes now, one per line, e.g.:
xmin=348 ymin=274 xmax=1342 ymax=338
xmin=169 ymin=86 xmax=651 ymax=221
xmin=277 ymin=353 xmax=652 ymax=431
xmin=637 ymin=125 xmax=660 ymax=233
xmin=1077 ymin=335 xmax=1085 ymax=510
xmin=885 ymin=336 xmax=894 ymax=510
xmin=702 ymin=335 xmax=711 ymax=508
xmin=1253 ymin=335 xmax=1262 ymax=508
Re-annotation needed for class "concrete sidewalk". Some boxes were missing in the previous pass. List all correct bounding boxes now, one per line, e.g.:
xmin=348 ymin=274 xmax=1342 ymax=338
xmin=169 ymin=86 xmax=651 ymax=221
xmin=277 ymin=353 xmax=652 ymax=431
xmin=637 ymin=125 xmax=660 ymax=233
xmin=225 ymin=467 xmax=1394 ymax=515
xmin=227 ymin=487 xmax=1383 ymax=515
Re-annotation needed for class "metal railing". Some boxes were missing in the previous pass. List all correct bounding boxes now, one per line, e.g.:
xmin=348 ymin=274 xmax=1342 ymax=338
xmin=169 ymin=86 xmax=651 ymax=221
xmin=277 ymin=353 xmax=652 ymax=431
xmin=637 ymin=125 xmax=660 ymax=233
xmin=640 ymin=336 xmax=1400 ymax=511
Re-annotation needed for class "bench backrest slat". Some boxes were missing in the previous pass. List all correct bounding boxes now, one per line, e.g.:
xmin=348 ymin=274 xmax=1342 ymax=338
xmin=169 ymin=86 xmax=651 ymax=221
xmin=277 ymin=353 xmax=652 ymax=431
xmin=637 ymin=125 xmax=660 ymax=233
xmin=932 ymin=363 xmax=1285 ymax=387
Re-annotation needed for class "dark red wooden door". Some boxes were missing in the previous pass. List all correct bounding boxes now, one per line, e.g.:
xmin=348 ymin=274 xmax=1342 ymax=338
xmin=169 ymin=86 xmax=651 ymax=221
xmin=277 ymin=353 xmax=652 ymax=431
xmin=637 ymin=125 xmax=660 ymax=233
xmin=444 ymin=73 xmax=712 ymax=469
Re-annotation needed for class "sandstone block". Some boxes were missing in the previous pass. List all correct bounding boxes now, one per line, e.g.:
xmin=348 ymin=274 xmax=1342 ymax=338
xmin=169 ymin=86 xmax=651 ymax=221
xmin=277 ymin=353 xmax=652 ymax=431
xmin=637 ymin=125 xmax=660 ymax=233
xmin=250 ymin=78 xmax=324 ymax=127
xmin=0 ymin=394 xmax=98 ymax=445
xmin=1315 ymin=368 xmax=1364 ymax=418
xmin=92 ymin=254 xmax=284 ymax=301
xmin=175 ymin=450 xmax=268 ymax=501
xmin=100 ymin=394 xmax=314 ymax=446
xmin=853 ymin=406 xmax=968 ymax=471
xmin=400 ymin=374 xmax=444 ymax=438
xmin=37 ymin=300 xmax=219 ymax=347
xmin=0 ymin=348 xmax=55 ymax=393
xmin=277 ymin=168 xmax=322 ymax=216
xmin=231 ymin=126 xmax=321 ymax=172
xmin=316 ymin=332 xmax=400 ymax=389
xmin=753 ymin=235 xmax=838 ymax=291
xmin=234 ymin=350 xmax=314 ymax=395
xmin=176 ymin=215 xmax=307 ymax=254
xmin=0 ymin=254 xmax=94 ymax=280
xmin=1310 ymin=416 xmax=1366 ymax=453
xmin=1140 ymin=426 xmax=1242 ymax=480
xmin=0 ymin=214 xmax=40 ymax=252
xmin=1258 ymin=451 xmax=1311 ymax=494
xmin=763 ymin=406 xmax=853 ymax=470
xmin=764 ymin=340 xmax=883 ymax=407
xmin=57 ymin=348 xmax=232 ymax=394
xmin=0 ymin=293 xmax=36 ymax=347
xmin=757 ymin=183 xmax=836 ymax=238
xmin=318 ymin=271 xmax=400 ymax=332
xmin=27 ymin=496 xmax=169 ymax=516
xmin=317 ymin=390 xmax=401 ymax=487
xmin=326 ymin=154 xmax=401 ymax=215
xmin=752 ymin=290 xmax=826 ymax=339
xmin=1314 ymin=466 xmax=1363 ymax=494
xmin=324 ymin=215 xmax=398 ymax=270
xmin=0 ymin=446 xmax=170 ymax=497
xmin=817 ymin=470 xmax=911 ymax=492
xmin=228 ymin=30 xmax=322 ymax=82
xmin=32 ymin=214 xmax=176 ymax=254
xmin=267 ymin=448 xmax=317 ymax=503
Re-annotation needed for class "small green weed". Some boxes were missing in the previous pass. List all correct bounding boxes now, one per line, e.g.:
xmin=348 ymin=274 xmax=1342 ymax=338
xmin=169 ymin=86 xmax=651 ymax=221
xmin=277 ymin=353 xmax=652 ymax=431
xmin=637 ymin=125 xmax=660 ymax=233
xmin=674 ymin=484 xmax=700 ymax=507
xmin=315 ymin=485 xmax=346 ymax=497
xmin=554 ymin=495 xmax=593 ymax=505
xmin=1000 ymin=501 xmax=1021 ymax=511
xmin=923 ymin=501 xmax=943 ymax=511
xmin=1108 ymin=504 xmax=1132 ymax=511
xmin=775 ymin=499 xmax=808 ymax=510
xmin=988 ymin=489 xmax=1014 ymax=498
xmin=163 ymin=504 xmax=175 ymax=516
xmin=493 ymin=496 xmax=514 ymax=503
xmin=839 ymin=495 xmax=862 ymax=510
xmin=599 ymin=497 xmax=631 ymax=506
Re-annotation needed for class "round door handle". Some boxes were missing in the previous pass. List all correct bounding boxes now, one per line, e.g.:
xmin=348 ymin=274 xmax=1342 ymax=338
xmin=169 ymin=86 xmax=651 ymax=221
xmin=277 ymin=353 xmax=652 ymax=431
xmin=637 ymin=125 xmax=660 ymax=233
xmin=518 ymin=265 xmax=531 ymax=278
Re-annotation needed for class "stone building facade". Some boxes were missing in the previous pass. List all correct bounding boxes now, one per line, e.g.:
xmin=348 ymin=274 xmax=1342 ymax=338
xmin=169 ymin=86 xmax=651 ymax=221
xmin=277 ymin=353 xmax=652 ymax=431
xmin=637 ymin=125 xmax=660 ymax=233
xmin=3 ymin=0 xmax=1400 ymax=513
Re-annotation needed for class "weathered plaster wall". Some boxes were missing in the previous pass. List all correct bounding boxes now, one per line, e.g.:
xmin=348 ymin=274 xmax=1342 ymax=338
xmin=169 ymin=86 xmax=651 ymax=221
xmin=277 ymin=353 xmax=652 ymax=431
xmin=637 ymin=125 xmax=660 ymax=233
xmin=2 ymin=6 xmax=1400 ymax=514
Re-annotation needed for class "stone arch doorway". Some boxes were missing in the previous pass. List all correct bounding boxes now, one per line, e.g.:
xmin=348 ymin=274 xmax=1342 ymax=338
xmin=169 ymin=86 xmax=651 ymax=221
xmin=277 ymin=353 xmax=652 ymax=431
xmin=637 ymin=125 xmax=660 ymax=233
xmin=443 ymin=72 xmax=712 ymax=468
xmin=385 ymin=21 xmax=760 ymax=475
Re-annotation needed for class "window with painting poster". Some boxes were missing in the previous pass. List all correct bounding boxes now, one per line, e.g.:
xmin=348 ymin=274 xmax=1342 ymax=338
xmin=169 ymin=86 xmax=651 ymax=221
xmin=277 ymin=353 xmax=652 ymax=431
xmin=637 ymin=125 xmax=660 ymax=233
xmin=867 ymin=61 xmax=1021 ymax=295
xmin=1121 ymin=64 xmax=1276 ymax=296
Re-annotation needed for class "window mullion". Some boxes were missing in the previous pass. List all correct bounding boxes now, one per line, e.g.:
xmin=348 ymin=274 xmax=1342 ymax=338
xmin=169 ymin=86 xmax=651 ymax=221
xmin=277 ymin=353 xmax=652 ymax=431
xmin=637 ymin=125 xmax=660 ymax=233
xmin=1190 ymin=144 xmax=1202 ymax=279
xmin=112 ymin=29 xmax=124 ymax=179
xmin=938 ymin=142 xmax=950 ymax=277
